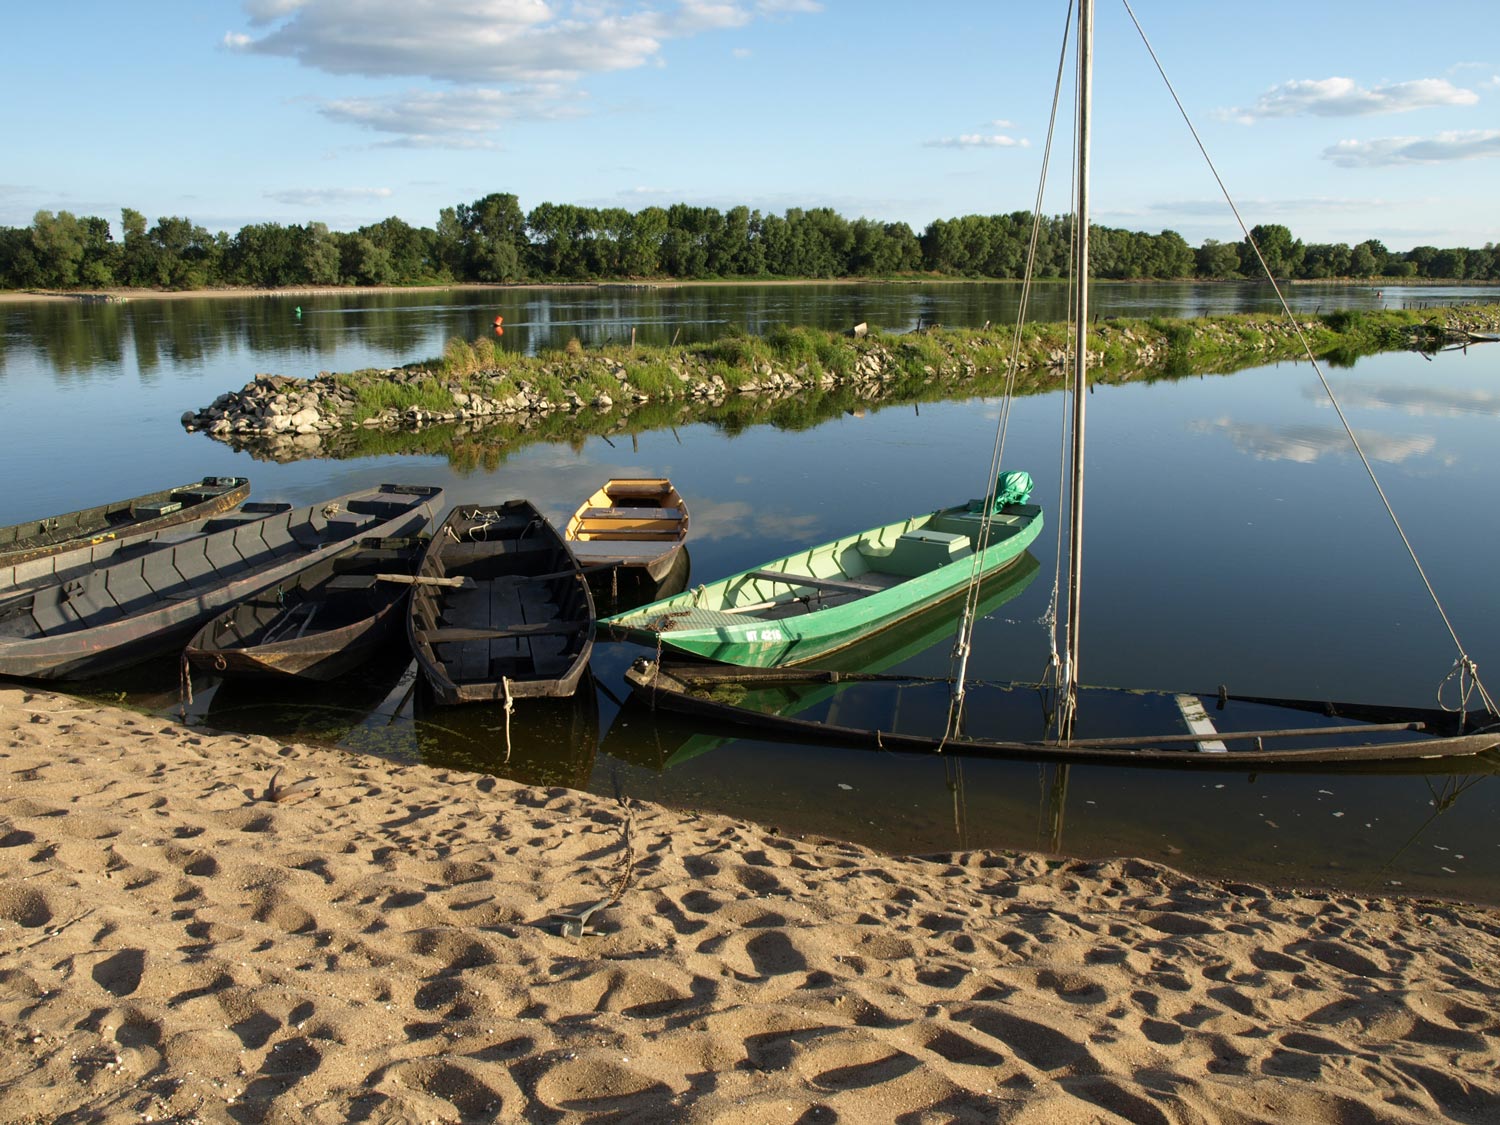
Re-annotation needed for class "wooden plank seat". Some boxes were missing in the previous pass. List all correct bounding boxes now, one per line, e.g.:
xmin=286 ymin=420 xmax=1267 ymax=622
xmin=574 ymin=528 xmax=683 ymax=540
xmin=578 ymin=506 xmax=682 ymax=520
xmin=745 ymin=569 xmax=885 ymax=596
xmin=417 ymin=622 xmax=590 ymax=643
xmin=324 ymin=575 xmax=379 ymax=591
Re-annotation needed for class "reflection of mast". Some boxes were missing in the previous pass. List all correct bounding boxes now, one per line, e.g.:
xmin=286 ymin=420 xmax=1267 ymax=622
xmin=944 ymin=757 xmax=969 ymax=850
xmin=1046 ymin=764 xmax=1071 ymax=854
xmin=1375 ymin=773 xmax=1488 ymax=884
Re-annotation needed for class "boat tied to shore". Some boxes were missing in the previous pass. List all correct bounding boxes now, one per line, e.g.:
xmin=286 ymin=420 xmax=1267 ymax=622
xmin=622 ymin=0 xmax=1500 ymax=770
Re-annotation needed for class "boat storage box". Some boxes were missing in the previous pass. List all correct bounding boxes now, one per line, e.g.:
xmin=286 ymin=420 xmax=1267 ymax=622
xmin=133 ymin=501 xmax=183 ymax=519
xmin=882 ymin=529 xmax=971 ymax=576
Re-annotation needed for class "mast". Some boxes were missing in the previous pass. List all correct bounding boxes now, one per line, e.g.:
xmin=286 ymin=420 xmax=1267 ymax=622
xmin=1061 ymin=0 xmax=1093 ymax=737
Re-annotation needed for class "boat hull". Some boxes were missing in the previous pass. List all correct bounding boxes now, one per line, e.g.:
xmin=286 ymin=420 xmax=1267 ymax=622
xmin=601 ymin=498 xmax=1043 ymax=667
xmin=0 ymin=477 xmax=250 ymax=569
xmin=626 ymin=661 xmax=1500 ymax=770
xmin=0 ymin=485 xmax=444 ymax=681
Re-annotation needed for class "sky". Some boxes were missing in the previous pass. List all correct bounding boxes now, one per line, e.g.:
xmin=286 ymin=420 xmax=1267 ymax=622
xmin=6 ymin=0 xmax=1498 ymax=251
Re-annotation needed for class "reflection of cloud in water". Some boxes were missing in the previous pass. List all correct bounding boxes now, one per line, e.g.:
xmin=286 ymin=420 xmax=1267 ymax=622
xmin=687 ymin=498 xmax=821 ymax=541
xmin=1308 ymin=381 xmax=1500 ymax=418
xmin=1191 ymin=417 xmax=1436 ymax=464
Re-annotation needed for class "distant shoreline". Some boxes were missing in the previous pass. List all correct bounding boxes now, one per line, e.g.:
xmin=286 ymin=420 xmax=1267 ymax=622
xmin=2 ymin=275 xmax=1495 ymax=306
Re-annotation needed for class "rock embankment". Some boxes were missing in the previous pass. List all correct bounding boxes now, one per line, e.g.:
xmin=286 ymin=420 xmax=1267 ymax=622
xmin=181 ymin=306 xmax=1500 ymax=460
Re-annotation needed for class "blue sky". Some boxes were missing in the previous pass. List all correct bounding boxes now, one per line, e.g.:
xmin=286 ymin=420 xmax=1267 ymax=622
xmin=7 ymin=0 xmax=1497 ymax=251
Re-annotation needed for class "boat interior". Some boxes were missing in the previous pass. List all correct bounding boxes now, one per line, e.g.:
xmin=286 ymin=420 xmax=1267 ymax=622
xmin=412 ymin=508 xmax=593 ymax=688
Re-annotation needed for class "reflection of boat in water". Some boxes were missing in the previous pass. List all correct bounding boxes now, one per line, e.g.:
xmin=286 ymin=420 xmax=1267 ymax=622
xmin=591 ymin=545 xmax=691 ymax=618
xmin=196 ymin=647 xmax=415 ymax=746
xmin=605 ymin=555 xmax=1040 ymax=770
xmin=199 ymin=655 xmax=601 ymax=791
xmin=402 ymin=670 xmax=600 ymax=790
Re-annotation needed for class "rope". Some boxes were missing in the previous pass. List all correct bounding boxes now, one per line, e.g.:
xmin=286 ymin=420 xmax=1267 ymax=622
xmin=178 ymin=652 xmax=194 ymax=721
xmin=1122 ymin=0 xmax=1497 ymax=721
xmin=501 ymin=676 xmax=514 ymax=763
xmin=943 ymin=0 xmax=1076 ymax=749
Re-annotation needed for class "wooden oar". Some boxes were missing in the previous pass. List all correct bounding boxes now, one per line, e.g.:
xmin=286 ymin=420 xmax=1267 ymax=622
xmin=376 ymin=573 xmax=476 ymax=589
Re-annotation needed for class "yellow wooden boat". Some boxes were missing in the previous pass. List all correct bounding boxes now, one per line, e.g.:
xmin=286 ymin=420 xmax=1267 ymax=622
xmin=564 ymin=478 xmax=689 ymax=582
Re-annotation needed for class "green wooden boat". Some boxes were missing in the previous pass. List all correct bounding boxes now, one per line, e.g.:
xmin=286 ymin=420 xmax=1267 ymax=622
xmin=600 ymin=472 xmax=1042 ymax=667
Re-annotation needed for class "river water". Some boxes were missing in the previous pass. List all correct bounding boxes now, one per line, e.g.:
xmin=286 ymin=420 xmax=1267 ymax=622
xmin=3 ymin=281 xmax=1498 ymax=903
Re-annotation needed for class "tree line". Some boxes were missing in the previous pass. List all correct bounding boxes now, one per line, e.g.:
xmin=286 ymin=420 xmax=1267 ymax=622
xmin=2 ymin=194 xmax=1496 ymax=290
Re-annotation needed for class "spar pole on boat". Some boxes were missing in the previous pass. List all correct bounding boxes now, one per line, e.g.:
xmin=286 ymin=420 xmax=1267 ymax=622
xmin=1059 ymin=0 xmax=1093 ymax=739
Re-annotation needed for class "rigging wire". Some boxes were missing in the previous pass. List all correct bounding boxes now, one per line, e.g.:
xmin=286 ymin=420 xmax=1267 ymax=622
xmin=943 ymin=0 xmax=1076 ymax=746
xmin=1120 ymin=0 xmax=1496 ymax=721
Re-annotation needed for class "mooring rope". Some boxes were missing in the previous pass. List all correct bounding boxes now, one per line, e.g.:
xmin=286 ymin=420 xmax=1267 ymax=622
xmin=943 ymin=0 xmax=1076 ymax=748
xmin=501 ymin=675 xmax=514 ymax=763
xmin=1122 ymin=0 xmax=1497 ymax=720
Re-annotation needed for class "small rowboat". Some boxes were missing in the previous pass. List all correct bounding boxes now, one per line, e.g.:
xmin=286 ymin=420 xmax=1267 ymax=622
xmin=564 ymin=478 xmax=689 ymax=582
xmin=0 ymin=484 xmax=444 ymax=681
xmin=184 ymin=536 xmax=427 ymax=681
xmin=601 ymin=472 xmax=1041 ymax=668
xmin=0 ymin=477 xmax=250 ymax=569
xmin=408 ymin=501 xmax=595 ymax=705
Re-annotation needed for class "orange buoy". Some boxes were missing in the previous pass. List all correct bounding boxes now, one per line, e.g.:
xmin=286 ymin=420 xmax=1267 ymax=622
xmin=493 ymin=315 xmax=504 ymax=326
xmin=494 ymin=326 xmax=504 ymax=336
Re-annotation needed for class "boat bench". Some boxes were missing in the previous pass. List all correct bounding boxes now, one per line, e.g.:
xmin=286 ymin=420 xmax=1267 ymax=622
xmin=578 ymin=507 xmax=681 ymax=521
xmin=861 ymin=530 xmax=973 ymax=577
xmin=325 ymin=575 xmax=379 ymax=591
xmin=746 ymin=569 xmax=884 ymax=595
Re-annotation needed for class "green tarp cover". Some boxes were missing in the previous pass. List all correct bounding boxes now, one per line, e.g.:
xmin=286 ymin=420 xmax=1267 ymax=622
xmin=968 ymin=470 xmax=1034 ymax=514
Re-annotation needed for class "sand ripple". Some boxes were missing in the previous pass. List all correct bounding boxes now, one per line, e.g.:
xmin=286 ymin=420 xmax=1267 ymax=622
xmin=1 ymin=686 xmax=1497 ymax=1123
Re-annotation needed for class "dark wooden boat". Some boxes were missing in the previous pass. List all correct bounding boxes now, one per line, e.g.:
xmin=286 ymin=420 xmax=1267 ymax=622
xmin=183 ymin=536 xmax=428 ymax=681
xmin=408 ymin=501 xmax=594 ymax=705
xmin=0 ymin=484 xmax=444 ymax=681
xmin=0 ymin=477 xmax=250 ymax=569
xmin=625 ymin=660 xmax=1500 ymax=770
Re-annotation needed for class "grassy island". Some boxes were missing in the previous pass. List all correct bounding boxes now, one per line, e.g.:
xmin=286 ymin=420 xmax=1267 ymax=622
xmin=182 ymin=304 xmax=1500 ymax=466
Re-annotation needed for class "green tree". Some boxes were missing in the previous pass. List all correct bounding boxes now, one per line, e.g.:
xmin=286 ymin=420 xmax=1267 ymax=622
xmin=227 ymin=222 xmax=302 ymax=287
xmin=28 ymin=210 xmax=86 ymax=287
xmin=457 ymin=193 xmax=527 ymax=282
xmin=1195 ymin=238 xmax=1239 ymax=278
xmin=1239 ymin=223 xmax=1303 ymax=279
xmin=1350 ymin=239 xmax=1387 ymax=276
xmin=302 ymin=222 xmax=342 ymax=285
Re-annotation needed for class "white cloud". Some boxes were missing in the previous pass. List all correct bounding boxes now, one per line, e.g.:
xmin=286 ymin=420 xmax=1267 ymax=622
xmin=756 ymin=0 xmax=821 ymax=12
xmin=1193 ymin=417 xmax=1435 ymax=464
xmin=1231 ymin=76 xmax=1478 ymax=122
xmin=227 ymin=1 xmax=817 ymax=142
xmin=925 ymin=134 xmax=1029 ymax=149
xmin=228 ymin=1 xmax=777 ymax=84
xmin=317 ymin=84 xmax=584 ymax=143
xmin=1325 ymin=130 xmax=1500 ymax=167
xmin=266 ymin=187 xmax=394 ymax=206
xmin=1308 ymin=380 xmax=1500 ymax=419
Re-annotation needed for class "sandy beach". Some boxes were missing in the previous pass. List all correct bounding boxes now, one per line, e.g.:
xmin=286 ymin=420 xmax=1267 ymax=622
xmin=0 ymin=686 xmax=1496 ymax=1123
